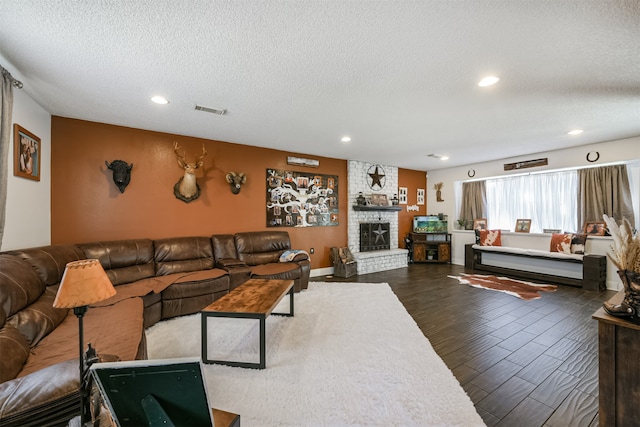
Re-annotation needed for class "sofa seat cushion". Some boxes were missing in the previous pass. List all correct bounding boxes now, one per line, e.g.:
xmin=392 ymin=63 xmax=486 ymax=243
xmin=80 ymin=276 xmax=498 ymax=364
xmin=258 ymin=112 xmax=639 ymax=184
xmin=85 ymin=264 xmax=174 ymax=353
xmin=18 ymin=298 xmax=144 ymax=378
xmin=251 ymin=263 xmax=300 ymax=280
xmin=160 ymin=270 xmax=229 ymax=300
xmin=91 ymin=274 xmax=191 ymax=307
xmin=472 ymin=244 xmax=584 ymax=261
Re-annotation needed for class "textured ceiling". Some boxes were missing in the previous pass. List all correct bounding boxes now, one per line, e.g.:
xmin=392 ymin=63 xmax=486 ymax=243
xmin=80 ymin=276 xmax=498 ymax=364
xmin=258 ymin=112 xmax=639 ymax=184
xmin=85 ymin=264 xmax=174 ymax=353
xmin=0 ymin=0 xmax=638 ymax=171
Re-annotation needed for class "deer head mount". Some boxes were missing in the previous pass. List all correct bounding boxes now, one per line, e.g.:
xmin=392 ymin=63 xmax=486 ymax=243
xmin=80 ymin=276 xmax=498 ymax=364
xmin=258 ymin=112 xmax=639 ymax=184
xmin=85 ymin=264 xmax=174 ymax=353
xmin=225 ymin=172 xmax=247 ymax=194
xmin=173 ymin=142 xmax=207 ymax=203
xmin=105 ymin=159 xmax=133 ymax=193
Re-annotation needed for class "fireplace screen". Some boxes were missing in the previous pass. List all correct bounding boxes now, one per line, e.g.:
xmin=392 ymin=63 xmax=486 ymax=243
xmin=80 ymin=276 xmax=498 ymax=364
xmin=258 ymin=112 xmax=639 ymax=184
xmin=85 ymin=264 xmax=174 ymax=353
xmin=360 ymin=222 xmax=390 ymax=252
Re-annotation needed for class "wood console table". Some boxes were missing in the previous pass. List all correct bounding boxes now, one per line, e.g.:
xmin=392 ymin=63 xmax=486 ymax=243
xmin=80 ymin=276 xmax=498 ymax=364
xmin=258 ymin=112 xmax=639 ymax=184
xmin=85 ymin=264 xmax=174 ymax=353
xmin=592 ymin=290 xmax=640 ymax=427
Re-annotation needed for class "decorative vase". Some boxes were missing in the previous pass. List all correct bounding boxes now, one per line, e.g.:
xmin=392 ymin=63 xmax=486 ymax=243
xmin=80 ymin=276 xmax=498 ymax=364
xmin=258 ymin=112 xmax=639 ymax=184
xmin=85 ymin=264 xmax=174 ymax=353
xmin=603 ymin=270 xmax=640 ymax=319
xmin=356 ymin=192 xmax=366 ymax=206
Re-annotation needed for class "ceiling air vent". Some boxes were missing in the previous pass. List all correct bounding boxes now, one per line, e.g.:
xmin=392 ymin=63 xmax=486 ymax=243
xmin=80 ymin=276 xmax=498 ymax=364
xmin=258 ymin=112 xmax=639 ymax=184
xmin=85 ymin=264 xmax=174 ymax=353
xmin=194 ymin=105 xmax=226 ymax=115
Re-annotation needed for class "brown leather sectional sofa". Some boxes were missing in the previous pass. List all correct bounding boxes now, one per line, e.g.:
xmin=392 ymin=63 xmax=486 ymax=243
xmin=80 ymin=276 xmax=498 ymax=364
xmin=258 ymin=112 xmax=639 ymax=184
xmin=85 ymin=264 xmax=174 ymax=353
xmin=0 ymin=230 xmax=309 ymax=427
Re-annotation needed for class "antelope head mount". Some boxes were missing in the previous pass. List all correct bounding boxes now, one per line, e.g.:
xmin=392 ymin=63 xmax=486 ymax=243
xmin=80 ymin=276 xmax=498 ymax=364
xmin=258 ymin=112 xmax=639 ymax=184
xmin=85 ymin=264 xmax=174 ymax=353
xmin=173 ymin=142 xmax=207 ymax=203
xmin=225 ymin=172 xmax=247 ymax=194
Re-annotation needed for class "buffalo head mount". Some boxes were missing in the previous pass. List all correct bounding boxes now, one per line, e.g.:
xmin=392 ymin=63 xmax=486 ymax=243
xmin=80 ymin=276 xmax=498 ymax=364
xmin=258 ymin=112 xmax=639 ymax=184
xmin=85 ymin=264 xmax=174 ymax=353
xmin=173 ymin=142 xmax=207 ymax=203
xmin=225 ymin=172 xmax=247 ymax=194
xmin=105 ymin=160 xmax=133 ymax=193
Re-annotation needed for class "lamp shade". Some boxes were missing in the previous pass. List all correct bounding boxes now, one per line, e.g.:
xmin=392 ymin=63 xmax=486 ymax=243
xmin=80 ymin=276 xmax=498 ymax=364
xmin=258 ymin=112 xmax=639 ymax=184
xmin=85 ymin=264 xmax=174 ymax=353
xmin=53 ymin=259 xmax=116 ymax=308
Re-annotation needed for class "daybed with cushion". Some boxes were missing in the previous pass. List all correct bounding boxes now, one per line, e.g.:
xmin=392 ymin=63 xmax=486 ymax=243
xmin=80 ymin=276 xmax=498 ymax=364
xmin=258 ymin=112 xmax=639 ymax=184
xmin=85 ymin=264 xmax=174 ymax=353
xmin=0 ymin=231 xmax=309 ymax=427
xmin=465 ymin=229 xmax=606 ymax=291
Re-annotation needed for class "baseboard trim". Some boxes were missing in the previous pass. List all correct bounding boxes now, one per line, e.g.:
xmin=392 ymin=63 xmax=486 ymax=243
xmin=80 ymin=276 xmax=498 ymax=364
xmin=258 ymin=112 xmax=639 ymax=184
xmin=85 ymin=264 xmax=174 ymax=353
xmin=311 ymin=267 xmax=333 ymax=277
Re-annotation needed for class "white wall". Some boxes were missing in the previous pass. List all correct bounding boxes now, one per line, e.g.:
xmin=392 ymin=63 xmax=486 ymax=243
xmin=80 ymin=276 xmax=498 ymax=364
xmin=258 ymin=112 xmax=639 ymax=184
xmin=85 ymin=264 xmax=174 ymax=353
xmin=429 ymin=137 xmax=640 ymax=290
xmin=2 ymin=55 xmax=51 ymax=250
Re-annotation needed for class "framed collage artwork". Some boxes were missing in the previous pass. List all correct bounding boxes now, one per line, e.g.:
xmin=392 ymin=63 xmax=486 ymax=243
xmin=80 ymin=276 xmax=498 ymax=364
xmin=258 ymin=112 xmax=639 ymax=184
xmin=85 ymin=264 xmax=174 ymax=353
xmin=266 ymin=169 xmax=339 ymax=227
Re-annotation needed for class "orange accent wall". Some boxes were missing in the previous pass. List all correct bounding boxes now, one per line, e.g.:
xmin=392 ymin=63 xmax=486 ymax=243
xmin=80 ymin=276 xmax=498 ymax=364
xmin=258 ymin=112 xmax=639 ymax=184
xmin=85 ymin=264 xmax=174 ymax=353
xmin=51 ymin=117 xmax=347 ymax=269
xmin=397 ymin=169 xmax=427 ymax=247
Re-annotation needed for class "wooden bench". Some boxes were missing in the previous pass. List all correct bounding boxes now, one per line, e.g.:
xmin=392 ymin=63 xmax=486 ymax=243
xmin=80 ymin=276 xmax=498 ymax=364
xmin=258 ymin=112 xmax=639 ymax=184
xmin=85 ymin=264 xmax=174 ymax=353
xmin=465 ymin=243 xmax=606 ymax=291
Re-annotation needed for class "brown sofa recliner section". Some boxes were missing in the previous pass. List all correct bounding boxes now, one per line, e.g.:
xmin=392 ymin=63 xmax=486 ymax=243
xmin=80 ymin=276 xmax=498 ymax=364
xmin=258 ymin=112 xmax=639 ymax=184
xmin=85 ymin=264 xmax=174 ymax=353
xmin=233 ymin=231 xmax=310 ymax=292
xmin=0 ymin=230 xmax=310 ymax=426
xmin=0 ymin=246 xmax=144 ymax=427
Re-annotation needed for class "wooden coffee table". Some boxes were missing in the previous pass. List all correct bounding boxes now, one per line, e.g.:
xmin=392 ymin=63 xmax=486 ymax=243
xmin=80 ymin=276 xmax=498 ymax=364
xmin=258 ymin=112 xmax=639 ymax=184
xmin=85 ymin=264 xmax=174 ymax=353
xmin=201 ymin=279 xmax=294 ymax=369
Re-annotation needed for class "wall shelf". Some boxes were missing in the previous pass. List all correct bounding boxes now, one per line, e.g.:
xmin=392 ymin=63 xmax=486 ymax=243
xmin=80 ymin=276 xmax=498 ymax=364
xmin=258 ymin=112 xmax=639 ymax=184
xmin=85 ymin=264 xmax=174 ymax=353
xmin=352 ymin=205 xmax=402 ymax=212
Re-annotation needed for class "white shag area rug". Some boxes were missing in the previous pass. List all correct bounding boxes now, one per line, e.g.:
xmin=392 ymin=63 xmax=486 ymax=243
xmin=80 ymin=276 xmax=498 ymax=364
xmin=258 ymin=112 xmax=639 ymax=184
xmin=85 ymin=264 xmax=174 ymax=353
xmin=146 ymin=282 xmax=485 ymax=427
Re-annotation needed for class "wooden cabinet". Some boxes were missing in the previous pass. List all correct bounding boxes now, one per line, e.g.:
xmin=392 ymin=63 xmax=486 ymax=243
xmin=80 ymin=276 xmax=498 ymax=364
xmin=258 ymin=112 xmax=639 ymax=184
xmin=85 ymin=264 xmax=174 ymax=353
xmin=409 ymin=233 xmax=451 ymax=263
xmin=593 ymin=291 xmax=640 ymax=427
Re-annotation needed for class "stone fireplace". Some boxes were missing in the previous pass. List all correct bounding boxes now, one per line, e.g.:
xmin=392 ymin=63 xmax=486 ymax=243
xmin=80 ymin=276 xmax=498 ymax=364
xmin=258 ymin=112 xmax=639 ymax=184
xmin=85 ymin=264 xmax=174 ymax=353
xmin=347 ymin=160 xmax=408 ymax=275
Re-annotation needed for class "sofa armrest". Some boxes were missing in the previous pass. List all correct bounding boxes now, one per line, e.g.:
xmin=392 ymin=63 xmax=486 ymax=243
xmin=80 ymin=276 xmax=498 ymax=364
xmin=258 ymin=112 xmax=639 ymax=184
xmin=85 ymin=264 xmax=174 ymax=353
xmin=0 ymin=353 xmax=121 ymax=427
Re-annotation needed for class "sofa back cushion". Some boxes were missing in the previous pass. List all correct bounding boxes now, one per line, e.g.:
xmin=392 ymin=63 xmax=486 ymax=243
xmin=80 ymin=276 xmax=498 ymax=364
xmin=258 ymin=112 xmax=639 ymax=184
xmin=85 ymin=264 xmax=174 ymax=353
xmin=8 ymin=245 xmax=85 ymax=287
xmin=211 ymin=234 xmax=238 ymax=260
xmin=78 ymin=239 xmax=155 ymax=285
xmin=154 ymin=236 xmax=214 ymax=276
xmin=235 ymin=231 xmax=292 ymax=265
xmin=0 ymin=325 xmax=30 ymax=382
xmin=0 ymin=254 xmax=45 ymax=319
xmin=6 ymin=287 xmax=68 ymax=348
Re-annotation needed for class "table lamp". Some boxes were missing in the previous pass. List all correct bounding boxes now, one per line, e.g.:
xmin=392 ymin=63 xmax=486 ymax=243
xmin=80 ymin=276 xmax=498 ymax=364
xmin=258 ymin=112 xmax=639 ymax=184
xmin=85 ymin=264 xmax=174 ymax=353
xmin=53 ymin=259 xmax=116 ymax=425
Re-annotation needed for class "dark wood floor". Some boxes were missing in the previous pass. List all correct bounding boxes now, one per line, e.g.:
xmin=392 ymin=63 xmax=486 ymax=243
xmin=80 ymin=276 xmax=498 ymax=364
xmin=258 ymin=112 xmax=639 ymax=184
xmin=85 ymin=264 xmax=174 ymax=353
xmin=313 ymin=263 xmax=617 ymax=427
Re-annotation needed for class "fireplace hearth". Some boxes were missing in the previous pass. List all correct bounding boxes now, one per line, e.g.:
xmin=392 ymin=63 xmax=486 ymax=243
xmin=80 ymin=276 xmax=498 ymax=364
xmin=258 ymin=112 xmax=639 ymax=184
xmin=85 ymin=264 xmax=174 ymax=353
xmin=360 ymin=222 xmax=390 ymax=252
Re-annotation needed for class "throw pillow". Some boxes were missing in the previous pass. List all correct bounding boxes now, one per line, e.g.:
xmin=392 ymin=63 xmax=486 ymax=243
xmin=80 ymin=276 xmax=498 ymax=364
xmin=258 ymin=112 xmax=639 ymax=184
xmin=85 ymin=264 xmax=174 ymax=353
xmin=550 ymin=233 xmax=573 ymax=254
xmin=474 ymin=229 xmax=481 ymax=245
xmin=479 ymin=229 xmax=502 ymax=246
xmin=571 ymin=233 xmax=587 ymax=254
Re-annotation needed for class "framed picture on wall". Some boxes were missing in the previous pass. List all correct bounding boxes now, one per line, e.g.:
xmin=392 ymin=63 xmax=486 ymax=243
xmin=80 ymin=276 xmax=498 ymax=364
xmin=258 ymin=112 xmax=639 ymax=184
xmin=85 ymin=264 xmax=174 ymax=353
xmin=13 ymin=124 xmax=41 ymax=181
xmin=417 ymin=188 xmax=425 ymax=205
xmin=584 ymin=221 xmax=606 ymax=236
xmin=398 ymin=187 xmax=408 ymax=204
xmin=515 ymin=219 xmax=532 ymax=233
xmin=370 ymin=194 xmax=388 ymax=206
xmin=473 ymin=218 xmax=487 ymax=230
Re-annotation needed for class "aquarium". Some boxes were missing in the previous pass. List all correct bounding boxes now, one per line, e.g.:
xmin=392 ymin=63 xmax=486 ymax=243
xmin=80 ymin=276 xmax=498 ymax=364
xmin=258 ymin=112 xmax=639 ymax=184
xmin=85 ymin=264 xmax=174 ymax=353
xmin=413 ymin=215 xmax=448 ymax=233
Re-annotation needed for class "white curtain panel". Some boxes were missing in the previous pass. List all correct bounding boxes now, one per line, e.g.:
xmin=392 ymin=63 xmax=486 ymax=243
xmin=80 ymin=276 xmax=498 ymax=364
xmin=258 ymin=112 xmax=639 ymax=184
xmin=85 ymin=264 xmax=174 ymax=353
xmin=486 ymin=170 xmax=578 ymax=233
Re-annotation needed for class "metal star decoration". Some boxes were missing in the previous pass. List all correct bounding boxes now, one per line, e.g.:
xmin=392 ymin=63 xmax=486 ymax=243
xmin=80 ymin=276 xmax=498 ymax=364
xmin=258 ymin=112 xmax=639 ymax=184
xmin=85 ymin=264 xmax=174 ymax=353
xmin=367 ymin=165 xmax=386 ymax=190
xmin=373 ymin=224 xmax=388 ymax=243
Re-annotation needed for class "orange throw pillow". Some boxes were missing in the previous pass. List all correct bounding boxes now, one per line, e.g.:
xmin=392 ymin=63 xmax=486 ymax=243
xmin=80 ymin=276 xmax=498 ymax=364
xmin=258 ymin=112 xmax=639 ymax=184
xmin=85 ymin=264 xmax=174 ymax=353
xmin=479 ymin=229 xmax=502 ymax=246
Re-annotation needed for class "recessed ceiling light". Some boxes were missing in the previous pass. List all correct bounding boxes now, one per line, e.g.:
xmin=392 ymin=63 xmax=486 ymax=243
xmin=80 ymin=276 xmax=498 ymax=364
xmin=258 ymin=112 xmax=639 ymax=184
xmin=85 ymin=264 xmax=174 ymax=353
xmin=567 ymin=129 xmax=583 ymax=135
xmin=427 ymin=153 xmax=449 ymax=160
xmin=151 ymin=96 xmax=169 ymax=105
xmin=341 ymin=136 xmax=351 ymax=142
xmin=440 ymin=156 xmax=449 ymax=161
xmin=478 ymin=76 xmax=500 ymax=87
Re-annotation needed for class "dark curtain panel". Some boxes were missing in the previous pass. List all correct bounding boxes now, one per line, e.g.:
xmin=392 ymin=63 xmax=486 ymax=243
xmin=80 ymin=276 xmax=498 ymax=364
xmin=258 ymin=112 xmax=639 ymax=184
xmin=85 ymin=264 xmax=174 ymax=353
xmin=459 ymin=181 xmax=486 ymax=223
xmin=0 ymin=66 xmax=15 ymax=248
xmin=578 ymin=164 xmax=635 ymax=229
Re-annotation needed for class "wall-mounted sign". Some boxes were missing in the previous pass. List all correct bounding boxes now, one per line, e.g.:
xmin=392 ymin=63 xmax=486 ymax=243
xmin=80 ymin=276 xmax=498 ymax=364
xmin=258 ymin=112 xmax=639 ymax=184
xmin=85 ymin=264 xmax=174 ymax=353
xmin=504 ymin=158 xmax=548 ymax=171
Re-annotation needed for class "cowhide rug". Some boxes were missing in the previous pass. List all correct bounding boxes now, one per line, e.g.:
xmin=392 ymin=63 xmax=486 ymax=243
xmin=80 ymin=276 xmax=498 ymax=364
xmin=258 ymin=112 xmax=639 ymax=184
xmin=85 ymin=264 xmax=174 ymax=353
xmin=448 ymin=273 xmax=557 ymax=300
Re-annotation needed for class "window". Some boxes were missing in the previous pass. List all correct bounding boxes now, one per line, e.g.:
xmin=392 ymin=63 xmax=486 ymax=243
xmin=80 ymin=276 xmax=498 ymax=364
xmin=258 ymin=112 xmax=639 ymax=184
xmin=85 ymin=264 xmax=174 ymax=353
xmin=485 ymin=171 xmax=578 ymax=233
